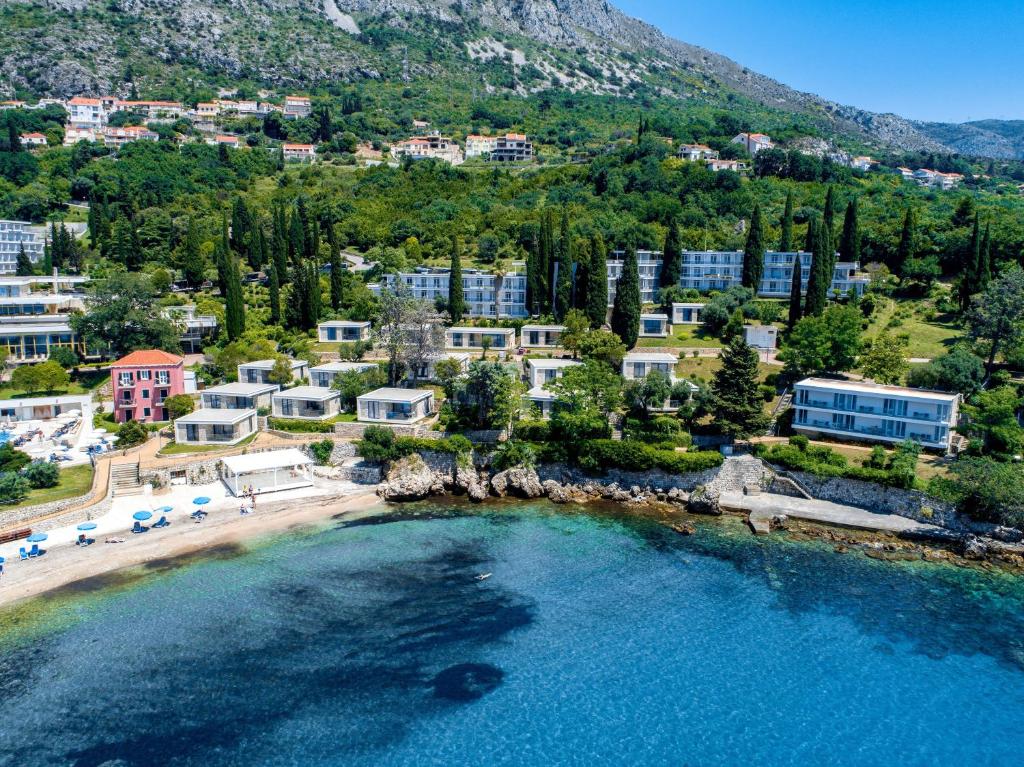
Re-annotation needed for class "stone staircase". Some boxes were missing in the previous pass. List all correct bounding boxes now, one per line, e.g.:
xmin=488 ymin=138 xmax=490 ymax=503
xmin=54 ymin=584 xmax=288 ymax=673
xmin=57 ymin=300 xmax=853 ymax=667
xmin=766 ymin=388 xmax=793 ymax=436
xmin=110 ymin=462 xmax=142 ymax=496
xmin=609 ymin=413 xmax=624 ymax=441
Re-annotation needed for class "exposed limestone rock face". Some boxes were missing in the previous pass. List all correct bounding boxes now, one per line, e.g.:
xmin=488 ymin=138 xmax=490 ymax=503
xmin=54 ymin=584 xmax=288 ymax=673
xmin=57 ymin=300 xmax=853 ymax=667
xmin=490 ymin=467 xmax=544 ymax=499
xmin=377 ymin=454 xmax=444 ymax=501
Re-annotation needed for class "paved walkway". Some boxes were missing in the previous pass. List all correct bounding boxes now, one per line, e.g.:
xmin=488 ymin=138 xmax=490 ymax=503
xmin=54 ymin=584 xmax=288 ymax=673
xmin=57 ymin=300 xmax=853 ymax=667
xmin=719 ymin=491 xmax=947 ymax=537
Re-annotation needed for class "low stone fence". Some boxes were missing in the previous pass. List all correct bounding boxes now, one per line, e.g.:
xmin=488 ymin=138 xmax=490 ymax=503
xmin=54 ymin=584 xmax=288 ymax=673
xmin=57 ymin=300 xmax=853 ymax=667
xmin=331 ymin=421 xmax=441 ymax=439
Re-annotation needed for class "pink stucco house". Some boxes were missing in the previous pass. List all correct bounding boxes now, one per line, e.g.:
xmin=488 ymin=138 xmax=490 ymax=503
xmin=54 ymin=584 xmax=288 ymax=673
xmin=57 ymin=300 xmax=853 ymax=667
xmin=111 ymin=350 xmax=186 ymax=423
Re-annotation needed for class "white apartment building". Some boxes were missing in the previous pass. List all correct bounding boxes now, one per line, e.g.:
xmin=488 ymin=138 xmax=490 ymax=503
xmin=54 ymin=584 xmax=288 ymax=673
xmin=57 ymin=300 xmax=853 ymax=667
xmin=465 ymin=135 xmax=498 ymax=157
xmin=0 ymin=221 xmax=45 ymax=273
xmin=67 ymin=97 xmax=106 ymax=129
xmin=162 ymin=305 xmax=217 ymax=353
xmin=0 ymin=316 xmax=85 ymax=364
xmin=705 ymin=158 xmax=748 ymax=173
xmin=445 ymin=326 xmax=516 ymax=351
xmin=677 ymin=144 xmax=719 ymax=162
xmin=607 ymin=250 xmax=868 ymax=305
xmin=284 ymin=96 xmax=312 ymax=119
xmin=63 ymin=127 xmax=98 ymax=146
xmin=102 ymin=125 xmax=159 ymax=150
xmin=0 ymin=274 xmax=86 ymax=317
xmin=490 ymin=134 xmax=532 ymax=162
xmin=391 ymin=134 xmax=464 ymax=165
xmin=520 ymin=325 xmax=564 ymax=348
xmin=731 ymin=132 xmax=774 ymax=155
xmin=621 ymin=352 xmax=678 ymax=382
xmin=282 ymin=143 xmax=316 ymax=162
xmin=381 ymin=268 xmax=528 ymax=319
xmin=792 ymin=378 xmax=961 ymax=452
xmin=912 ymin=168 xmax=963 ymax=190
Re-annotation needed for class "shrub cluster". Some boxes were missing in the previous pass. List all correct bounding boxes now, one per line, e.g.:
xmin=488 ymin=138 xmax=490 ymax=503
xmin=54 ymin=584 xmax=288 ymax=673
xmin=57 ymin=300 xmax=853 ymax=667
xmin=355 ymin=427 xmax=473 ymax=462
xmin=754 ymin=437 xmax=918 ymax=490
xmin=308 ymin=439 xmax=335 ymax=466
xmin=268 ymin=417 xmax=335 ymax=434
xmin=575 ymin=439 xmax=723 ymax=475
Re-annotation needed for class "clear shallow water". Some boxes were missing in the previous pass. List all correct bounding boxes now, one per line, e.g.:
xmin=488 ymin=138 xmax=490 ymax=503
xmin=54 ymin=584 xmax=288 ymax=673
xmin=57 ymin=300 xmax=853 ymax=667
xmin=2 ymin=501 xmax=1024 ymax=767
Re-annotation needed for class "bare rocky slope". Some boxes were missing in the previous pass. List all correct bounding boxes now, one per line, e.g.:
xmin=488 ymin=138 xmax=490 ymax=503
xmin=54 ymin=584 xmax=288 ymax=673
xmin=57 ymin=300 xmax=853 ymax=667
xmin=0 ymin=0 xmax=1005 ymax=156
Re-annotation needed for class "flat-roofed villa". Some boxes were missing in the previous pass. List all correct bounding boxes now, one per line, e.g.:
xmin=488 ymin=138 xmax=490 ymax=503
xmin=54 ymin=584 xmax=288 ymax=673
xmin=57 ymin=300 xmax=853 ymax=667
xmin=525 ymin=358 xmax=581 ymax=388
xmin=525 ymin=386 xmax=557 ymax=419
xmin=317 ymin=320 xmax=372 ymax=343
xmin=622 ymin=352 xmax=678 ymax=382
xmin=271 ymin=386 xmax=342 ymax=420
xmin=792 ymin=378 xmax=961 ymax=452
xmin=671 ymin=302 xmax=705 ymax=325
xmin=356 ymin=387 xmax=434 ymax=424
xmin=410 ymin=352 xmax=470 ymax=381
xmin=0 ymin=394 xmax=90 ymax=422
xmin=520 ymin=324 xmax=565 ymax=348
xmin=0 ymin=316 xmax=85 ymax=363
xmin=173 ymin=408 xmax=258 ymax=446
xmin=445 ymin=326 xmax=516 ymax=351
xmin=199 ymin=382 xmax=279 ymax=411
xmin=310 ymin=361 xmax=380 ymax=388
xmin=639 ymin=313 xmax=670 ymax=338
xmin=238 ymin=358 xmax=309 ymax=385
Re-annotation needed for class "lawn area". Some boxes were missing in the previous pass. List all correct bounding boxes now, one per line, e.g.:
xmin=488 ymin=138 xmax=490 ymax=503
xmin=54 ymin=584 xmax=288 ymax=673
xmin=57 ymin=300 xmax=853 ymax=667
xmin=675 ymin=357 xmax=778 ymax=384
xmin=865 ymin=298 xmax=962 ymax=359
xmin=635 ymin=325 xmax=723 ymax=349
xmin=8 ymin=463 xmax=95 ymax=508
xmin=158 ymin=433 xmax=258 ymax=456
xmin=93 ymin=411 xmax=119 ymax=432
xmin=0 ymin=369 xmax=106 ymax=402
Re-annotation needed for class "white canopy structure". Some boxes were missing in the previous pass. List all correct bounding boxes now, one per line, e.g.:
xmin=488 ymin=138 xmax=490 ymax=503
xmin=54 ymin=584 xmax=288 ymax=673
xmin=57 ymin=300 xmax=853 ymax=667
xmin=220 ymin=448 xmax=314 ymax=497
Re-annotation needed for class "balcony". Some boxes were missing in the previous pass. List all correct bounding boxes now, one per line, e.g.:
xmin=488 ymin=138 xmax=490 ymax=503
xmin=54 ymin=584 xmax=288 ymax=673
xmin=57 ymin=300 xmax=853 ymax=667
xmin=800 ymin=419 xmax=943 ymax=446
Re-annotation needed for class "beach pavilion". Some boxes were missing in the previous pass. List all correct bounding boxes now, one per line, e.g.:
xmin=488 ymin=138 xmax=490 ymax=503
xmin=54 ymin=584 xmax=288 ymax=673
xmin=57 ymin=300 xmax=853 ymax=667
xmin=220 ymin=449 xmax=314 ymax=497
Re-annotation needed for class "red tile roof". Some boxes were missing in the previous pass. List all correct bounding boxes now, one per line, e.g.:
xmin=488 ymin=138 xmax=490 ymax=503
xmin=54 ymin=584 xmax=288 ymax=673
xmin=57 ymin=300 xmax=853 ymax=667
xmin=112 ymin=350 xmax=184 ymax=367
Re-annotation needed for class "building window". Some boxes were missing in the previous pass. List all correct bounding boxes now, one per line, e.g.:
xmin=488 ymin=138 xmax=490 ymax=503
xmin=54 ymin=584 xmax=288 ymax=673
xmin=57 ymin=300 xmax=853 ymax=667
xmin=157 ymin=370 xmax=170 ymax=385
xmin=143 ymin=407 xmax=151 ymax=417
xmin=141 ymin=389 xmax=150 ymax=399
xmin=118 ymin=372 xmax=133 ymax=386
xmin=139 ymin=370 xmax=151 ymax=380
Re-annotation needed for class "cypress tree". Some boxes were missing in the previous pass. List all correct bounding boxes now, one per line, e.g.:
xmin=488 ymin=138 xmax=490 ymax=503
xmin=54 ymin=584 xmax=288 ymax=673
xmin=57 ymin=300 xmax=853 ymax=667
xmin=822 ymin=186 xmax=836 ymax=244
xmin=959 ymin=213 xmax=981 ymax=312
xmin=288 ymin=208 xmax=305 ymax=268
xmin=741 ymin=203 xmax=765 ymax=290
xmin=7 ymin=121 xmax=21 ymax=153
xmin=306 ymin=261 xmax=321 ymax=326
xmin=268 ymin=261 xmax=281 ymax=325
xmin=180 ymin=217 xmax=206 ymax=289
xmin=779 ymin=190 xmax=794 ymax=251
xmin=894 ymin=206 xmax=915 ymax=275
xmin=838 ymin=198 xmax=860 ymax=265
xmin=585 ymin=233 xmax=609 ymax=329
xmin=804 ymin=219 xmax=829 ymax=316
xmin=573 ymin=237 xmax=591 ymax=312
xmin=15 ymin=243 xmax=33 ymax=276
xmin=610 ymin=247 xmax=641 ymax=349
xmin=804 ymin=212 xmax=818 ymax=254
xmin=788 ymin=253 xmax=803 ymax=328
xmin=48 ymin=223 xmax=60 ymax=271
xmin=224 ymin=254 xmax=245 ymax=341
xmin=328 ymin=221 xmax=343 ymax=311
xmin=660 ymin=219 xmax=682 ymax=288
xmin=285 ymin=265 xmax=307 ymax=330
xmin=979 ymin=221 xmax=992 ymax=292
xmin=214 ymin=215 xmax=231 ymax=297
xmin=272 ymin=204 xmax=289 ymax=283
xmin=539 ymin=210 xmax=555 ymax=312
xmin=230 ymin=198 xmax=254 ymax=266
xmin=524 ymin=223 xmax=540 ymax=315
xmin=111 ymin=215 xmax=141 ymax=271
xmin=448 ymin=236 xmax=464 ymax=322
xmin=554 ymin=210 xmax=573 ymax=321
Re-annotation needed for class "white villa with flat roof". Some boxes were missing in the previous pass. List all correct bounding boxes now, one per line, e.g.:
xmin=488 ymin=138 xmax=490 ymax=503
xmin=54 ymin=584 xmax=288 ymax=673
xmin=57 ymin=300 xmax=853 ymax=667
xmin=199 ymin=382 xmax=278 ymax=411
xmin=410 ymin=352 xmax=470 ymax=382
xmin=445 ymin=326 xmax=516 ymax=351
xmin=525 ymin=358 xmax=581 ymax=388
xmin=310 ymin=361 xmax=379 ymax=388
xmin=639 ymin=313 xmax=670 ymax=338
xmin=317 ymin=320 xmax=371 ymax=343
xmin=671 ymin=302 xmax=705 ymax=325
xmin=0 ymin=394 xmax=90 ymax=422
xmin=525 ymin=386 xmax=558 ymax=419
xmin=271 ymin=386 xmax=342 ymax=420
xmin=520 ymin=325 xmax=565 ymax=348
xmin=173 ymin=408 xmax=258 ymax=446
xmin=357 ymin=387 xmax=434 ymax=424
xmin=238 ymin=359 xmax=309 ymax=385
xmin=622 ymin=352 xmax=678 ymax=382
xmin=792 ymin=378 xmax=961 ymax=452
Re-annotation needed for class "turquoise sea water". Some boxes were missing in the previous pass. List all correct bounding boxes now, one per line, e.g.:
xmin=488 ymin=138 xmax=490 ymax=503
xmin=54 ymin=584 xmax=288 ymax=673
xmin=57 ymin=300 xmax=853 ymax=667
xmin=2 ymin=501 xmax=1024 ymax=766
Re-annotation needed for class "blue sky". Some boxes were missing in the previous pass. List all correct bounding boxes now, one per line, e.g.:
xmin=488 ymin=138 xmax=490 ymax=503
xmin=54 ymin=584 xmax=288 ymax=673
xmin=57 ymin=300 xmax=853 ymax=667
xmin=615 ymin=0 xmax=1023 ymax=123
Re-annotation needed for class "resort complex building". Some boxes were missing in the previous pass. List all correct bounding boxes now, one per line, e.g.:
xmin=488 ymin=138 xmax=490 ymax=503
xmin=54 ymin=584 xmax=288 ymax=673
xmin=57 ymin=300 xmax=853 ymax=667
xmin=111 ymin=349 xmax=186 ymax=423
xmin=391 ymin=134 xmax=464 ymax=165
xmin=199 ymin=383 xmax=279 ymax=412
xmin=379 ymin=268 xmax=529 ymax=319
xmin=622 ymin=352 xmax=678 ymax=382
xmin=162 ymin=306 xmax=217 ymax=353
xmin=0 ymin=221 xmax=46 ymax=273
xmin=791 ymin=378 xmax=961 ymax=452
xmin=309 ymin=362 xmax=379 ymax=388
xmin=0 ymin=274 xmax=87 ymax=316
xmin=174 ymin=408 xmax=258 ymax=446
xmin=317 ymin=321 xmax=371 ymax=343
xmin=525 ymin=358 xmax=582 ymax=389
xmin=671 ymin=302 xmax=705 ymax=325
xmin=639 ymin=313 xmax=670 ymax=338
xmin=520 ymin=325 xmax=565 ymax=348
xmin=237 ymin=359 xmax=309 ymax=386
xmin=0 ymin=316 xmax=86 ymax=364
xmin=271 ymin=386 xmax=342 ymax=420
xmin=357 ymin=387 xmax=435 ymax=424
xmin=445 ymin=326 xmax=516 ymax=351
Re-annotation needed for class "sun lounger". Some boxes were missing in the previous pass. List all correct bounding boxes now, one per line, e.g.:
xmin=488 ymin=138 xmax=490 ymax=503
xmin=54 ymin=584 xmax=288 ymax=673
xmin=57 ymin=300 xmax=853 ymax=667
xmin=105 ymin=537 xmax=125 ymax=544
xmin=28 ymin=544 xmax=40 ymax=557
xmin=77 ymin=534 xmax=86 ymax=546
xmin=19 ymin=547 xmax=28 ymax=560
xmin=131 ymin=521 xmax=144 ymax=534
xmin=152 ymin=516 xmax=168 ymax=528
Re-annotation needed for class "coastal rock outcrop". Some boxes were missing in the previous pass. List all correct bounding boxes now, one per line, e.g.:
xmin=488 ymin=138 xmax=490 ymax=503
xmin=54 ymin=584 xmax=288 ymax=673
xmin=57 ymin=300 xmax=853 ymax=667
xmin=377 ymin=454 xmax=444 ymax=501
xmin=490 ymin=468 xmax=544 ymax=498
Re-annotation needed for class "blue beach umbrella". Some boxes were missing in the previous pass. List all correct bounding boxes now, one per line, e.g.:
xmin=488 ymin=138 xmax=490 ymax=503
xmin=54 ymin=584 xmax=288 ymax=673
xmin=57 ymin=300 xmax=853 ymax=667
xmin=0 ymin=556 xmax=5 ymax=564
xmin=193 ymin=497 xmax=211 ymax=507
xmin=155 ymin=505 xmax=174 ymax=514
xmin=132 ymin=511 xmax=153 ymax=521
xmin=26 ymin=532 xmax=47 ymax=543
xmin=77 ymin=522 xmax=97 ymax=531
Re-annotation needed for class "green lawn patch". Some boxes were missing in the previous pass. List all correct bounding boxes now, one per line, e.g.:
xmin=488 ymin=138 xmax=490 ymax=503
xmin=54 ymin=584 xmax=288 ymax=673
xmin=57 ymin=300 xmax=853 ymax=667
xmin=10 ymin=463 xmax=94 ymax=508
xmin=157 ymin=433 xmax=257 ymax=455
xmin=635 ymin=325 xmax=723 ymax=349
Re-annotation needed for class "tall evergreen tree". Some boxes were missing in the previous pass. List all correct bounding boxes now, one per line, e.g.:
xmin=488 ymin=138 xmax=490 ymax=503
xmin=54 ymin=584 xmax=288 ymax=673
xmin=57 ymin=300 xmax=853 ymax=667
xmin=779 ymin=190 xmax=794 ymax=252
xmin=179 ymin=217 xmax=206 ymax=289
xmin=214 ymin=215 xmax=231 ymax=297
xmin=327 ymin=220 xmax=343 ymax=311
xmin=804 ymin=219 xmax=830 ymax=316
xmin=894 ymin=206 xmax=915 ymax=276
xmin=585 ymin=233 xmax=609 ymax=329
xmin=610 ymin=247 xmax=641 ymax=349
xmin=554 ymin=210 xmax=573 ymax=321
xmin=741 ymin=203 xmax=765 ymax=290
xmin=711 ymin=335 xmax=769 ymax=438
xmin=267 ymin=261 xmax=281 ymax=325
xmin=15 ymin=243 xmax=33 ymax=276
xmin=804 ymin=212 xmax=818 ymax=254
xmin=538 ymin=210 xmax=556 ymax=312
xmin=110 ymin=215 xmax=142 ymax=271
xmin=979 ymin=221 xmax=992 ymax=292
xmin=660 ymin=219 xmax=682 ymax=288
xmin=838 ymin=198 xmax=860 ymax=266
xmin=822 ymin=186 xmax=836 ymax=244
xmin=272 ymin=204 xmax=289 ymax=283
xmin=224 ymin=253 xmax=245 ymax=341
xmin=230 ymin=197 xmax=256 ymax=268
xmin=959 ymin=213 xmax=982 ymax=312
xmin=573 ymin=237 xmax=591 ymax=312
xmin=448 ymin=236 xmax=465 ymax=322
xmin=523 ymin=223 xmax=541 ymax=315
xmin=788 ymin=253 xmax=803 ymax=328
xmin=48 ymin=223 xmax=60 ymax=271
xmin=288 ymin=208 xmax=305 ymax=268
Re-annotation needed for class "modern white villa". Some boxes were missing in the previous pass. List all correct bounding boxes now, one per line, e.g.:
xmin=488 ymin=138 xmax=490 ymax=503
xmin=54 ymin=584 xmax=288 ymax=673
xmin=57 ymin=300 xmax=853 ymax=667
xmin=671 ymin=302 xmax=705 ymax=325
xmin=0 ymin=394 xmax=90 ymax=422
xmin=317 ymin=320 xmax=372 ymax=343
xmin=409 ymin=352 xmax=471 ymax=381
xmin=356 ymin=387 xmax=435 ymax=424
xmin=0 ymin=316 xmax=86 ymax=364
xmin=639 ymin=313 xmax=670 ymax=338
xmin=792 ymin=378 xmax=961 ymax=452
xmin=525 ymin=386 xmax=557 ymax=419
xmin=238 ymin=359 xmax=309 ymax=385
xmin=520 ymin=324 xmax=565 ymax=348
xmin=271 ymin=386 xmax=342 ymax=420
xmin=445 ymin=326 xmax=516 ymax=351
xmin=525 ymin=358 xmax=581 ymax=388
xmin=309 ymin=361 xmax=379 ymax=388
xmin=622 ymin=352 xmax=678 ymax=382
xmin=173 ymin=408 xmax=258 ymax=446
xmin=199 ymin=383 xmax=278 ymax=411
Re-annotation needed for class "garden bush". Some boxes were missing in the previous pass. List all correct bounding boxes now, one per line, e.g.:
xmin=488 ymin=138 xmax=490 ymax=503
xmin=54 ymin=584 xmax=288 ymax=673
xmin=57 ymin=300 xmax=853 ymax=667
xmin=22 ymin=461 xmax=59 ymax=488
xmin=575 ymin=439 xmax=723 ymax=475
xmin=308 ymin=439 xmax=334 ymax=466
xmin=268 ymin=417 xmax=334 ymax=433
xmin=0 ymin=472 xmax=30 ymax=505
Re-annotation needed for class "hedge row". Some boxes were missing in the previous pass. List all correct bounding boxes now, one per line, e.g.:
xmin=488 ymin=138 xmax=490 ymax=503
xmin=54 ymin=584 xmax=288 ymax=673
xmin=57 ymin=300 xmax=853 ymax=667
xmin=575 ymin=440 xmax=723 ymax=475
xmin=394 ymin=435 xmax=472 ymax=456
xmin=267 ymin=417 xmax=335 ymax=433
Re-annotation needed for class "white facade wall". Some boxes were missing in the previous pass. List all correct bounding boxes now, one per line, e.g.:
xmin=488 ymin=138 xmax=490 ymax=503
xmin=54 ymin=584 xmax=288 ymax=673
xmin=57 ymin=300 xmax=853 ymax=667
xmin=0 ymin=221 xmax=45 ymax=274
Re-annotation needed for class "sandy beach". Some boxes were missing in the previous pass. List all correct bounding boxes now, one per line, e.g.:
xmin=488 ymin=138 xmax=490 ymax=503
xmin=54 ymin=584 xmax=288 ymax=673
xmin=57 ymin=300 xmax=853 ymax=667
xmin=0 ymin=488 xmax=384 ymax=609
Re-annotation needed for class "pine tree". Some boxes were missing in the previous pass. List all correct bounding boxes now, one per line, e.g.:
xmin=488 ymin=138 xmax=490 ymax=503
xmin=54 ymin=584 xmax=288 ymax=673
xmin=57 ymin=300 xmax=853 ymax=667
xmin=554 ymin=210 xmax=573 ymax=321
xmin=788 ymin=253 xmax=803 ymax=328
xmin=804 ymin=219 xmax=829 ymax=317
xmin=660 ymin=219 xmax=682 ymax=288
xmin=741 ymin=203 xmax=765 ymax=290
xmin=779 ymin=190 xmax=794 ymax=251
xmin=111 ymin=215 xmax=141 ymax=271
xmin=272 ymin=204 xmax=289 ymax=283
xmin=585 ymin=233 xmax=609 ymax=329
xmin=838 ymin=198 xmax=860 ymax=265
xmin=15 ymin=243 xmax=33 ymax=276
xmin=267 ymin=261 xmax=281 ymax=325
xmin=610 ymin=247 xmax=641 ymax=349
xmin=448 ymin=236 xmax=465 ymax=322
xmin=711 ymin=335 xmax=769 ymax=438
xmin=180 ymin=217 xmax=206 ymax=289
xmin=894 ymin=206 xmax=915 ymax=275
xmin=327 ymin=220 xmax=343 ymax=311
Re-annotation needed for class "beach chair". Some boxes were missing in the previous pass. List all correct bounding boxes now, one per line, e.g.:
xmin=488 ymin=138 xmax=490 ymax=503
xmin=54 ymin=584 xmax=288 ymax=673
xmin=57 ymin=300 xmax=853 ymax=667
xmin=19 ymin=547 xmax=28 ymax=560
xmin=153 ymin=516 xmax=168 ymax=528
xmin=77 ymin=533 xmax=86 ymax=546
xmin=132 ymin=521 xmax=144 ymax=534
xmin=29 ymin=544 xmax=40 ymax=557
